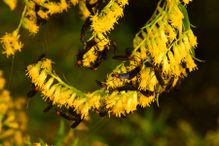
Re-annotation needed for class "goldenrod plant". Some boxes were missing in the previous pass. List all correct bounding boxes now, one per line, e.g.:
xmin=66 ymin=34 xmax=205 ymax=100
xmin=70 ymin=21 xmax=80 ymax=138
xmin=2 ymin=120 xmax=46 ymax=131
xmin=1 ymin=0 xmax=198 ymax=123
xmin=1 ymin=0 xmax=212 ymax=145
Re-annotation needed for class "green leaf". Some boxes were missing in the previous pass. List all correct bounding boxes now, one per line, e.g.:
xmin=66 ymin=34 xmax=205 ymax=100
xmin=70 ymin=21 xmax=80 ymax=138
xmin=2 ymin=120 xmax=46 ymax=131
xmin=179 ymin=4 xmax=190 ymax=31
xmin=54 ymin=119 xmax=66 ymax=146
xmin=190 ymin=48 xmax=205 ymax=62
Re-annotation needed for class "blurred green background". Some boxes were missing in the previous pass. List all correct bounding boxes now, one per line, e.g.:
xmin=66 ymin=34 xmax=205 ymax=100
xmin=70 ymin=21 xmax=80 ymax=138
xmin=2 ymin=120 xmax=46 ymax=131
xmin=0 ymin=0 xmax=219 ymax=145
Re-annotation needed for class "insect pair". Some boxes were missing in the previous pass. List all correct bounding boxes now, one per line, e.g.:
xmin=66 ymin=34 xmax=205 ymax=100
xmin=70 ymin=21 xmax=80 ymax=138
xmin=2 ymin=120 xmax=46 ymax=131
xmin=80 ymin=0 xmax=109 ymax=42
xmin=27 ymin=85 xmax=83 ymax=128
xmin=76 ymin=40 xmax=109 ymax=70
xmin=56 ymin=108 xmax=83 ymax=128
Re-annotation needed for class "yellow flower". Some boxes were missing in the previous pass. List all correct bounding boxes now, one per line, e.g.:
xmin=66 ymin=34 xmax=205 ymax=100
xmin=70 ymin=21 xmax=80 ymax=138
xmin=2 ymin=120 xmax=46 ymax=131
xmin=41 ymin=58 xmax=53 ymax=71
xmin=185 ymin=54 xmax=197 ymax=72
xmin=45 ymin=0 xmax=68 ymax=15
xmin=82 ymin=49 xmax=98 ymax=67
xmin=70 ymin=0 xmax=79 ymax=6
xmin=37 ymin=10 xmax=49 ymax=20
xmin=91 ymin=0 xmax=128 ymax=33
xmin=105 ymin=91 xmax=138 ymax=117
xmin=183 ymin=0 xmax=192 ymax=5
xmin=26 ymin=63 xmax=41 ymax=83
xmin=22 ymin=18 xmax=39 ymax=34
xmin=3 ymin=0 xmax=17 ymax=10
xmin=138 ymin=94 xmax=155 ymax=108
xmin=78 ymin=1 xmax=91 ymax=20
xmin=60 ymin=0 xmax=68 ymax=11
xmin=138 ymin=67 xmax=151 ymax=90
xmin=169 ymin=5 xmax=184 ymax=29
xmin=0 ymin=31 xmax=23 ymax=57
xmin=187 ymin=29 xmax=198 ymax=47
xmin=35 ymin=70 xmax=48 ymax=87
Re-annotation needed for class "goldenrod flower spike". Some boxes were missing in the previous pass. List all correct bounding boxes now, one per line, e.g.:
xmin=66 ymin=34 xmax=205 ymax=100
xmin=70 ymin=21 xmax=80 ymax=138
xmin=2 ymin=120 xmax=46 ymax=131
xmin=26 ymin=58 xmax=159 ymax=118
xmin=21 ymin=1 xmax=40 ymax=34
xmin=90 ymin=0 xmax=128 ymax=33
xmin=132 ymin=0 xmax=198 ymax=76
xmin=79 ymin=0 xmax=128 ymax=68
xmin=26 ymin=58 xmax=101 ymax=119
xmin=0 ymin=31 xmax=23 ymax=57
xmin=103 ymin=0 xmax=198 ymax=111
xmin=105 ymin=91 xmax=138 ymax=117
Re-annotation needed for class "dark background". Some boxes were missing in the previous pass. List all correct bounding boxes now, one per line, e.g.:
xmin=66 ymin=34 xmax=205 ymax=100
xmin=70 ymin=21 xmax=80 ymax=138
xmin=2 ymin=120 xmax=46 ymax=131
xmin=0 ymin=0 xmax=219 ymax=145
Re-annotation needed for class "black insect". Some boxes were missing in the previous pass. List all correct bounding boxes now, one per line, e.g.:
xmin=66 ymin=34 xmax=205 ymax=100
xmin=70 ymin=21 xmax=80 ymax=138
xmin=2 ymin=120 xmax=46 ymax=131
xmin=115 ymin=84 xmax=137 ymax=91
xmin=43 ymin=104 xmax=53 ymax=113
xmin=115 ymin=83 xmax=154 ymax=97
xmin=95 ymin=80 xmax=106 ymax=88
xmin=113 ymin=48 xmax=132 ymax=61
xmin=56 ymin=110 xmax=73 ymax=120
xmin=154 ymin=67 xmax=165 ymax=87
xmin=96 ymin=107 xmax=108 ymax=117
xmin=80 ymin=18 xmax=92 ymax=42
xmin=68 ymin=108 xmax=84 ymax=128
xmin=139 ymin=90 xmax=155 ymax=97
xmin=144 ymin=61 xmax=166 ymax=87
xmin=76 ymin=39 xmax=97 ymax=66
xmin=90 ymin=48 xmax=109 ymax=70
xmin=36 ymin=54 xmax=46 ymax=62
xmin=71 ymin=118 xmax=83 ymax=128
xmin=76 ymin=49 xmax=86 ymax=66
xmin=85 ymin=0 xmax=100 ymax=15
xmin=112 ymin=66 xmax=141 ymax=79
xmin=35 ymin=4 xmax=47 ymax=25
xmin=56 ymin=109 xmax=83 ymax=128
xmin=27 ymin=84 xmax=39 ymax=98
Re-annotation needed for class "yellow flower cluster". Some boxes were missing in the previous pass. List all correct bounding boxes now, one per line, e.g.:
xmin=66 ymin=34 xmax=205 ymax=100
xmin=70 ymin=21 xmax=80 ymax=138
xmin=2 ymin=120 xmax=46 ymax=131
xmin=78 ymin=0 xmax=128 ymax=69
xmin=133 ymin=0 xmax=198 ymax=76
xmin=0 ymin=31 xmax=23 ymax=57
xmin=0 ymin=71 xmax=29 ymax=146
xmin=104 ymin=0 xmax=198 ymax=108
xmin=90 ymin=0 xmax=128 ymax=33
xmin=23 ymin=0 xmax=199 ymax=119
xmin=0 ymin=0 xmax=80 ymax=57
xmin=26 ymin=58 xmax=157 ymax=117
xmin=26 ymin=58 xmax=100 ymax=119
